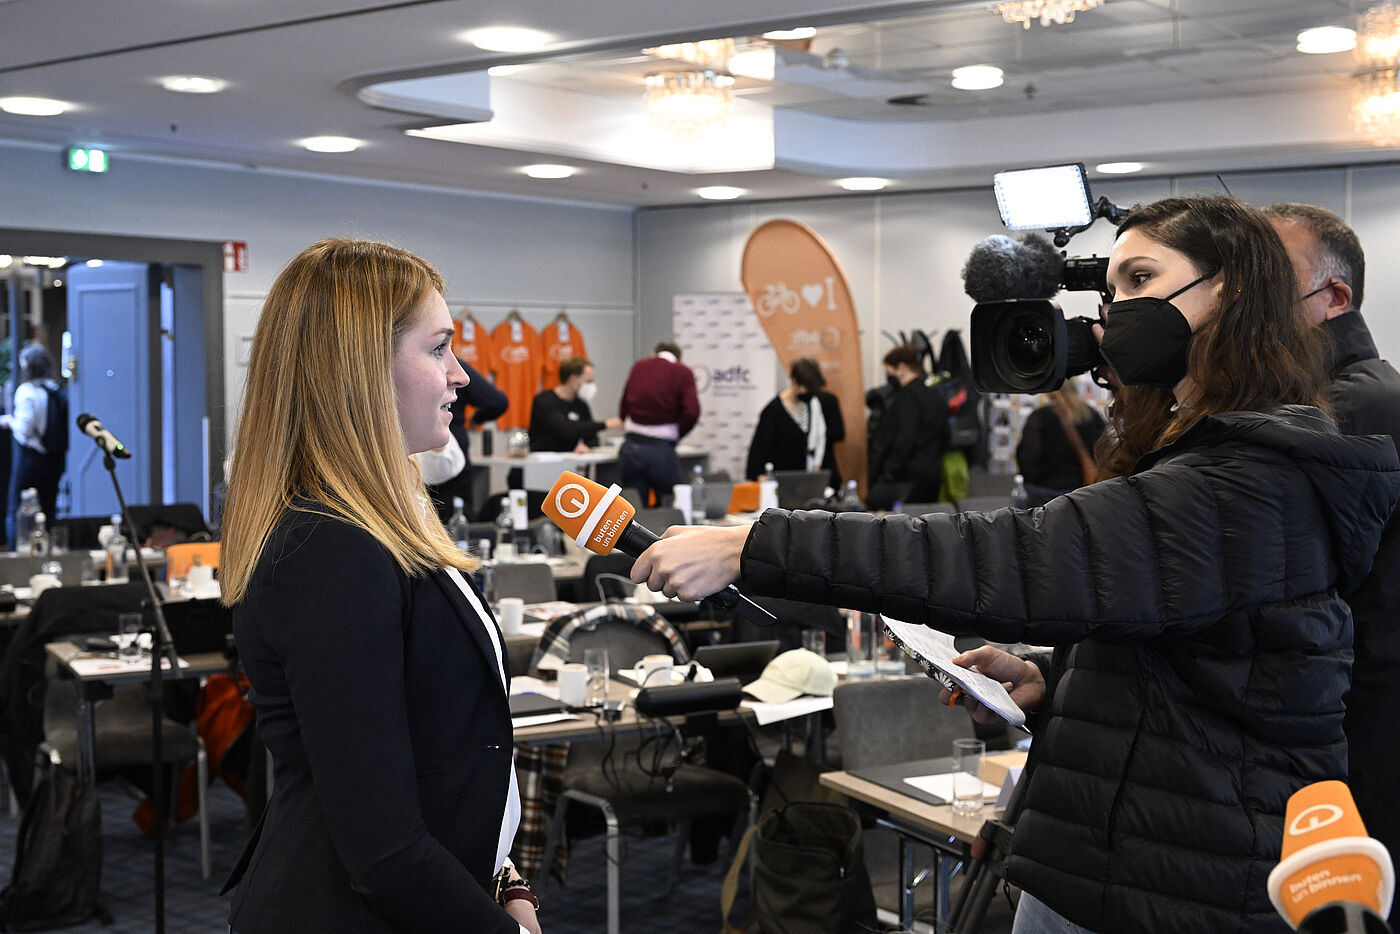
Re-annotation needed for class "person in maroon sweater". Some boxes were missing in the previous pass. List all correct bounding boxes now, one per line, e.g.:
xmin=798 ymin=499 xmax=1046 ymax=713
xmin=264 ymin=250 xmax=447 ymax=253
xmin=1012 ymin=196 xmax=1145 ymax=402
xmin=618 ymin=341 xmax=700 ymax=507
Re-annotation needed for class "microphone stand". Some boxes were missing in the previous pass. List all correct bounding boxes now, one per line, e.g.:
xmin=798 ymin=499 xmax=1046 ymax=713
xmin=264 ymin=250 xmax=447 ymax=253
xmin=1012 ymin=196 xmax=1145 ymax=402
xmin=98 ymin=447 xmax=181 ymax=934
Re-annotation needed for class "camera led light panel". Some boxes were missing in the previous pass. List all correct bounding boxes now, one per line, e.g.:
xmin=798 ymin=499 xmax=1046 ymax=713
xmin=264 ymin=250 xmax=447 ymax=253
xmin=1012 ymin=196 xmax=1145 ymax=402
xmin=994 ymin=163 xmax=1092 ymax=231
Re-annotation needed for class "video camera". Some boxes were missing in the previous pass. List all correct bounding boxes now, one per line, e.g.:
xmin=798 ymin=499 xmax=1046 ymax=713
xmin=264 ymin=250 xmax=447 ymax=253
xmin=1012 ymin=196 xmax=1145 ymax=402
xmin=967 ymin=163 xmax=1128 ymax=393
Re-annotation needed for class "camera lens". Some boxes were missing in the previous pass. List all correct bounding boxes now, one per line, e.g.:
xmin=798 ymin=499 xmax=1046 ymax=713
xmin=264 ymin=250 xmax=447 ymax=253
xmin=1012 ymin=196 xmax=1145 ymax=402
xmin=1006 ymin=316 xmax=1052 ymax=375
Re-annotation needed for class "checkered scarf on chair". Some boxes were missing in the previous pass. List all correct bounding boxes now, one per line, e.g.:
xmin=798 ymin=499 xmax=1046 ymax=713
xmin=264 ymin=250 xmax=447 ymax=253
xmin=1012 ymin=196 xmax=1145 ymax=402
xmin=511 ymin=603 xmax=690 ymax=881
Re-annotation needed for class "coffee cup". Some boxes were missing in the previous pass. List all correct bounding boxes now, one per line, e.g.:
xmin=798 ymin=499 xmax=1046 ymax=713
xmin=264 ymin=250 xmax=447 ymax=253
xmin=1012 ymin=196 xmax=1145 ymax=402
xmin=186 ymin=563 xmax=216 ymax=595
xmin=558 ymin=663 xmax=588 ymax=707
xmin=635 ymin=654 xmax=674 ymax=687
xmin=495 ymin=542 xmax=517 ymax=562
xmin=497 ymin=597 xmax=525 ymax=635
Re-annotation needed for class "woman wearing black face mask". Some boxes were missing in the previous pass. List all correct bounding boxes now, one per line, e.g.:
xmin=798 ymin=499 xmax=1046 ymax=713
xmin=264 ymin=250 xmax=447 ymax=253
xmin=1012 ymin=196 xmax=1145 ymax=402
xmin=745 ymin=356 xmax=845 ymax=486
xmin=630 ymin=195 xmax=1400 ymax=934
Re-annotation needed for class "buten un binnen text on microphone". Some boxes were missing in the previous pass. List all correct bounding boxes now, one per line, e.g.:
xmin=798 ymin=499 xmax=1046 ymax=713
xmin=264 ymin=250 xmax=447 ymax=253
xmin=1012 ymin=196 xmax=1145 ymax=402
xmin=1267 ymin=780 xmax=1393 ymax=933
xmin=541 ymin=471 xmax=775 ymax=626
xmin=76 ymin=413 xmax=132 ymax=459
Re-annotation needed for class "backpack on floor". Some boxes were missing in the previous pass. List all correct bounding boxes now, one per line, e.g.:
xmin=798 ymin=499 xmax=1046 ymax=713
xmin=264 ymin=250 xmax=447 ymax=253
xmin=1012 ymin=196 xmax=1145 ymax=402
xmin=0 ymin=766 xmax=109 ymax=931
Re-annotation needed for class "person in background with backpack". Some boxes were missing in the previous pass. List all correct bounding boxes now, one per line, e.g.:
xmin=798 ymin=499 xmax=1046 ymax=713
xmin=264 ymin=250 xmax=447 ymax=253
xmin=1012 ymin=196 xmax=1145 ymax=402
xmin=2 ymin=343 xmax=67 ymax=548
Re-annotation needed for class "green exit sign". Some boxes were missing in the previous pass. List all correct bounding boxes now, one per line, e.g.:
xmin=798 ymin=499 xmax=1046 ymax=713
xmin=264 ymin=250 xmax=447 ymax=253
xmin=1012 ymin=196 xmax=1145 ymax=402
xmin=65 ymin=148 xmax=108 ymax=173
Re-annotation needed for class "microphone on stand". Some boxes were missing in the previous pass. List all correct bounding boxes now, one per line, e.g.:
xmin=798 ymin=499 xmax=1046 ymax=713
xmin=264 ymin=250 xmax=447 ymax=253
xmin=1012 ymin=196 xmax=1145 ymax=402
xmin=541 ymin=471 xmax=776 ymax=626
xmin=1268 ymin=780 xmax=1394 ymax=933
xmin=76 ymin=413 xmax=133 ymax=459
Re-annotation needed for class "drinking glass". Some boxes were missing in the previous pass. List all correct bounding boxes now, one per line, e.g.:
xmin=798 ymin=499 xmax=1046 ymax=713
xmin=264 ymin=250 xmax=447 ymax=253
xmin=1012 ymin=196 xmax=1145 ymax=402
xmin=801 ymin=628 xmax=827 ymax=658
xmin=951 ymin=737 xmax=986 ymax=818
xmin=118 ymin=612 xmax=144 ymax=661
xmin=583 ymin=647 xmax=610 ymax=707
xmin=49 ymin=526 xmax=68 ymax=555
xmin=845 ymin=611 xmax=877 ymax=679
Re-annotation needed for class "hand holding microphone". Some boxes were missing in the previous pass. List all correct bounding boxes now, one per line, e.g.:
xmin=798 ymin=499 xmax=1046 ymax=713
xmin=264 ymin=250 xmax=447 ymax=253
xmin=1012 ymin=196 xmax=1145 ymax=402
xmin=541 ymin=471 xmax=775 ymax=626
xmin=1268 ymin=780 xmax=1393 ymax=933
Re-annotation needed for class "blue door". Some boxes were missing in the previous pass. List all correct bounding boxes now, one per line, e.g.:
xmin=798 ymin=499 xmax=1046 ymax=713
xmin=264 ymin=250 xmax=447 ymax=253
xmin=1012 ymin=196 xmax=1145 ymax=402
xmin=64 ymin=261 xmax=151 ymax=517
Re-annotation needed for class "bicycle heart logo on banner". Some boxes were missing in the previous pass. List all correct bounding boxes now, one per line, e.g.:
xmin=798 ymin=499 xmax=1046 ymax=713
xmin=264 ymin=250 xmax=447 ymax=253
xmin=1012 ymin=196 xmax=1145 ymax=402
xmin=741 ymin=219 xmax=867 ymax=492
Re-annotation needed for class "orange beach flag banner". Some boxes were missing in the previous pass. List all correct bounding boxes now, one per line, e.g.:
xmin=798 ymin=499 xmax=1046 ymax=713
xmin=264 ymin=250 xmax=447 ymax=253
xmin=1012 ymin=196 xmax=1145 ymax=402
xmin=741 ymin=220 xmax=866 ymax=492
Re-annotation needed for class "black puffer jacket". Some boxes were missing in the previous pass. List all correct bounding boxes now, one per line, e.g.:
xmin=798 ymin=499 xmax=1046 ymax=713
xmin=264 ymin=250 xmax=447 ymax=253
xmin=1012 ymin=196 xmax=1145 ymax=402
xmin=740 ymin=406 xmax=1400 ymax=934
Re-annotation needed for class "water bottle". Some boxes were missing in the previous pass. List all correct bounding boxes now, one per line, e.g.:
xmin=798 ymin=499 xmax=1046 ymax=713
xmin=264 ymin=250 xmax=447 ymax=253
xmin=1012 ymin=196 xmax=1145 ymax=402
xmin=494 ymin=499 xmax=514 ymax=559
xmin=759 ymin=461 xmax=779 ymax=511
xmin=1011 ymin=473 xmax=1029 ymax=509
xmin=689 ymin=465 xmax=706 ymax=522
xmin=106 ymin=514 xmax=129 ymax=583
xmin=837 ymin=479 xmax=865 ymax=513
xmin=14 ymin=488 xmax=38 ymax=553
xmin=29 ymin=511 xmax=50 ymax=558
xmin=446 ymin=497 xmax=470 ymax=550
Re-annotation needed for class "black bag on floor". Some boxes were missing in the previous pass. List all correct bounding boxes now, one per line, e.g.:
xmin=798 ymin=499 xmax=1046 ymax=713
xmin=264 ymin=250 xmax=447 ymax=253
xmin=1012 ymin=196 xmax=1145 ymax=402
xmin=0 ymin=767 xmax=107 ymax=931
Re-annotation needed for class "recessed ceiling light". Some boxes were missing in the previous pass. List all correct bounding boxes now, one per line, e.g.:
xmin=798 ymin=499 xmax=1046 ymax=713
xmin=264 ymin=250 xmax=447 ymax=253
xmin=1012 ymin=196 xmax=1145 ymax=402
xmin=1096 ymin=161 xmax=1144 ymax=174
xmin=487 ymin=65 xmax=519 ymax=77
xmin=1297 ymin=26 xmax=1357 ymax=54
xmin=0 ymin=255 xmax=11 ymax=269
xmin=463 ymin=26 xmax=551 ymax=53
xmin=697 ymin=186 xmax=745 ymax=200
xmin=85 ymin=259 xmax=104 ymax=267
xmin=951 ymin=65 xmax=1004 ymax=91
xmin=522 ymin=163 xmax=575 ymax=179
xmin=0 ymin=96 xmax=68 ymax=116
xmin=762 ymin=27 xmax=816 ymax=41
xmin=300 ymin=136 xmax=361 ymax=153
xmin=159 ymin=75 xmax=228 ymax=94
xmin=729 ymin=47 xmax=776 ymax=81
xmin=23 ymin=256 xmax=65 ymax=268
xmin=838 ymin=177 xmax=888 ymax=191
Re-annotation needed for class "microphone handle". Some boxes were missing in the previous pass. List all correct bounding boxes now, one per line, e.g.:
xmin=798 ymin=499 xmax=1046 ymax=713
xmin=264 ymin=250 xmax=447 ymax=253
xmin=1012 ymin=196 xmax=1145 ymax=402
xmin=615 ymin=520 xmax=777 ymax=627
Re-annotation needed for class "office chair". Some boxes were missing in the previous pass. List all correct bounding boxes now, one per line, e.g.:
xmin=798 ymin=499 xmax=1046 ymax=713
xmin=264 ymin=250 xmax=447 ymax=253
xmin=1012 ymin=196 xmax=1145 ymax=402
xmin=491 ymin=562 xmax=556 ymax=604
xmin=534 ymin=605 xmax=753 ymax=934
xmin=954 ymin=495 xmax=1014 ymax=514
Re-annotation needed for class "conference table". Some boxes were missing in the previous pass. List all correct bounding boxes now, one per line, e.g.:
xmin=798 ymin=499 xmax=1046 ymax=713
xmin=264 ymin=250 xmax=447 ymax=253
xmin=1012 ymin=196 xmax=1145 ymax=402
xmin=475 ymin=443 xmax=710 ymax=492
xmin=820 ymin=768 xmax=987 ymax=931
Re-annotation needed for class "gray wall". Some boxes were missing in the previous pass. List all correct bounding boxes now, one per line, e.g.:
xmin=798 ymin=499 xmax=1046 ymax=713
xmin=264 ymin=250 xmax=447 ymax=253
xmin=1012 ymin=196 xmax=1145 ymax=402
xmin=638 ymin=165 xmax=1400 ymax=393
xmin=0 ymin=142 xmax=637 ymax=454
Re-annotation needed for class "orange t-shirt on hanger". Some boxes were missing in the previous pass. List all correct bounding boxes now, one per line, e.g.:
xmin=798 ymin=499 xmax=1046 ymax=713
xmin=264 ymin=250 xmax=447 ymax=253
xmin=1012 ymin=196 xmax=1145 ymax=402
xmin=453 ymin=315 xmax=497 ymax=430
xmin=490 ymin=316 xmax=540 ymax=431
xmin=539 ymin=317 xmax=589 ymax=390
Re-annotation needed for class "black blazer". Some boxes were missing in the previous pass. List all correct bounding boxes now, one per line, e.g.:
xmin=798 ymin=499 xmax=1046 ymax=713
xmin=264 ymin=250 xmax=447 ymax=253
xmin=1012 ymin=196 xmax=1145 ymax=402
xmin=226 ymin=506 xmax=520 ymax=933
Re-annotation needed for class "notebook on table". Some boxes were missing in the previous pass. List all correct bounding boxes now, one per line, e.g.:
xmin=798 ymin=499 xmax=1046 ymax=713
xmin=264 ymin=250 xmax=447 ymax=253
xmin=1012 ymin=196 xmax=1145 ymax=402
xmin=509 ymin=693 xmax=566 ymax=718
xmin=847 ymin=756 xmax=957 ymax=807
xmin=773 ymin=470 xmax=830 ymax=510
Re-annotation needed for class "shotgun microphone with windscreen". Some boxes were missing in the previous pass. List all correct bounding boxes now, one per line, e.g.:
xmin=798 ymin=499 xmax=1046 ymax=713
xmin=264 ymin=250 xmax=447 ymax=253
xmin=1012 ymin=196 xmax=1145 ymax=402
xmin=76 ymin=413 xmax=132 ymax=458
xmin=542 ymin=471 xmax=776 ymax=626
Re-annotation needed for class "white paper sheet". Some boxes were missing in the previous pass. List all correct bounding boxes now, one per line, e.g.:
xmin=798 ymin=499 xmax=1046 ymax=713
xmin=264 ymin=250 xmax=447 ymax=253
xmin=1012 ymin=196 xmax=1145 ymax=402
xmin=740 ymin=694 xmax=833 ymax=726
xmin=903 ymin=771 xmax=1002 ymax=803
xmin=880 ymin=617 xmax=1027 ymax=727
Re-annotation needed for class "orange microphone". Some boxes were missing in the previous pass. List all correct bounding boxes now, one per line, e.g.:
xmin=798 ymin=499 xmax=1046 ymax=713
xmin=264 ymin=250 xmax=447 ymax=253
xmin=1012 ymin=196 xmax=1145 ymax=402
xmin=1268 ymin=780 xmax=1393 ymax=933
xmin=542 ymin=471 xmax=775 ymax=625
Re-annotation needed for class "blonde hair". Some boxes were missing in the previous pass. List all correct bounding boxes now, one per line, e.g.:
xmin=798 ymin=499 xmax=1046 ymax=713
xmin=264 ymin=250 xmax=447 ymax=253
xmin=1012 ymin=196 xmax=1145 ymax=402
xmin=220 ymin=238 xmax=476 ymax=605
xmin=1044 ymin=381 xmax=1096 ymax=426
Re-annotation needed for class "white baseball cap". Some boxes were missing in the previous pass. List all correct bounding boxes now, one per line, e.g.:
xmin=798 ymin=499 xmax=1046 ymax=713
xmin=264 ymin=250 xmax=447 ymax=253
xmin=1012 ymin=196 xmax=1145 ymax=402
xmin=742 ymin=648 xmax=837 ymax=704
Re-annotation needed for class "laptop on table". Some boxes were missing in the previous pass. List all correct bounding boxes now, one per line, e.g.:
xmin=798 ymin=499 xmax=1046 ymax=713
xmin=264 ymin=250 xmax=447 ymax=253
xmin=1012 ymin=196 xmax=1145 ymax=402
xmin=773 ymin=470 xmax=831 ymax=510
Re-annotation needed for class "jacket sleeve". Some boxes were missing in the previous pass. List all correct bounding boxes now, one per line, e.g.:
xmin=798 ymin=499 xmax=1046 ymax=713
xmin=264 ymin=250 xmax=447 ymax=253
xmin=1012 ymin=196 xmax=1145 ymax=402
xmin=821 ymin=392 xmax=846 ymax=445
xmin=740 ymin=466 xmax=1254 ymax=646
xmin=745 ymin=402 xmax=778 ymax=481
xmin=254 ymin=518 xmax=517 ymax=933
xmin=460 ymin=361 xmax=508 ymax=425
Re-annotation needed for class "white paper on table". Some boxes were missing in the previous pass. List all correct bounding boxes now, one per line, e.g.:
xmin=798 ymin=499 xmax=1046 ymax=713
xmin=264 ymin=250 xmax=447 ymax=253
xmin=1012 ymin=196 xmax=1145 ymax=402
xmin=523 ymin=601 xmax=579 ymax=621
xmin=67 ymin=654 xmax=190 ymax=676
xmin=510 ymin=712 xmax=579 ymax=728
xmin=880 ymin=617 xmax=1027 ymax=727
xmin=995 ymin=765 xmax=1024 ymax=810
xmin=510 ymin=676 xmax=559 ymax=699
xmin=741 ymin=694 xmax=833 ymax=726
xmin=903 ymin=771 xmax=1002 ymax=803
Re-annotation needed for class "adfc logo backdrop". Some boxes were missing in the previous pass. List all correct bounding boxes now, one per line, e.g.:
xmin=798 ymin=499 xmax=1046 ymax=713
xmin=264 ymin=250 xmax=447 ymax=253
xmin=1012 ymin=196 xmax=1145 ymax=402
xmin=741 ymin=220 xmax=866 ymax=491
xmin=672 ymin=294 xmax=776 ymax=482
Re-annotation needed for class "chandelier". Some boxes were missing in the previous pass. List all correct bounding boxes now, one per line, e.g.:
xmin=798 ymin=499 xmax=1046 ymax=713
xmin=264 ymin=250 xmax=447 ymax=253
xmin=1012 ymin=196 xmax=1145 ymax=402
xmin=644 ymin=70 xmax=736 ymax=135
xmin=1354 ymin=2 xmax=1400 ymax=145
xmin=642 ymin=36 xmax=739 ymax=135
xmin=990 ymin=0 xmax=1104 ymax=29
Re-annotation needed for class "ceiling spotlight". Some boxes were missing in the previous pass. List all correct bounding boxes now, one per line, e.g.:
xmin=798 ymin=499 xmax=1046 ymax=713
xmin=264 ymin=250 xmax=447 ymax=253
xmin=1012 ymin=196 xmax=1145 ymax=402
xmin=0 ymin=255 xmax=11 ymax=269
xmin=951 ymin=65 xmax=1004 ymax=90
xmin=23 ymin=256 xmax=66 ymax=268
xmin=1296 ymin=26 xmax=1357 ymax=54
xmin=762 ymin=27 xmax=816 ymax=41
xmin=85 ymin=259 xmax=104 ymax=267
xmin=159 ymin=75 xmax=228 ymax=94
xmin=697 ymin=186 xmax=745 ymax=200
xmin=487 ymin=65 xmax=519 ymax=77
xmin=522 ymin=164 xmax=575 ymax=179
xmin=300 ymin=136 xmax=361 ymax=153
xmin=838 ymin=177 xmax=888 ymax=191
xmin=0 ymin=96 xmax=68 ymax=116
xmin=1095 ymin=161 xmax=1144 ymax=174
xmin=463 ymin=26 xmax=551 ymax=53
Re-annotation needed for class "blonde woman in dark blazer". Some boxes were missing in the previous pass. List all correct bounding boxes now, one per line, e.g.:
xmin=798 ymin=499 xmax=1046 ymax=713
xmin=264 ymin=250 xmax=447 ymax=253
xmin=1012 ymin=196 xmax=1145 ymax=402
xmin=220 ymin=239 xmax=541 ymax=934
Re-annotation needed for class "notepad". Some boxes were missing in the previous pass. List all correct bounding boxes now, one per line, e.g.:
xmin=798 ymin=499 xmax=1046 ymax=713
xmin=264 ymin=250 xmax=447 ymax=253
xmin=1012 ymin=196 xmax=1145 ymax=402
xmin=879 ymin=617 xmax=1027 ymax=727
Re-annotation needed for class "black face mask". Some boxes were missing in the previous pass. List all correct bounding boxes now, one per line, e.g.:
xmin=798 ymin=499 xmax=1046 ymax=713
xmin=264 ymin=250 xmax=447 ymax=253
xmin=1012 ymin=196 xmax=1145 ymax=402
xmin=886 ymin=374 xmax=900 ymax=391
xmin=1099 ymin=273 xmax=1212 ymax=387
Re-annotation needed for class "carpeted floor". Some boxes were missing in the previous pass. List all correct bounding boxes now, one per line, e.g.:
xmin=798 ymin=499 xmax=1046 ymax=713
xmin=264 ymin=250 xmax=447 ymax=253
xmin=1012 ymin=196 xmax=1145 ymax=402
xmin=0 ymin=776 xmax=1018 ymax=933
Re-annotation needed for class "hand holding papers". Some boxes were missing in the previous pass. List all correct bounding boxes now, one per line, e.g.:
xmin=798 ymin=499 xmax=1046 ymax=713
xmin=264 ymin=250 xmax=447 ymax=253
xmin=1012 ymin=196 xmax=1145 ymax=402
xmin=879 ymin=617 xmax=1028 ymax=727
